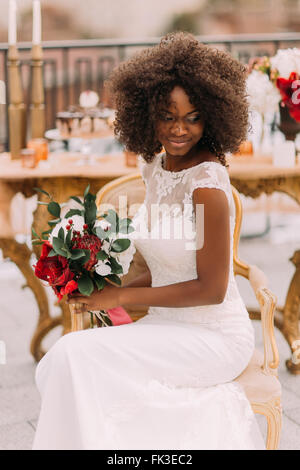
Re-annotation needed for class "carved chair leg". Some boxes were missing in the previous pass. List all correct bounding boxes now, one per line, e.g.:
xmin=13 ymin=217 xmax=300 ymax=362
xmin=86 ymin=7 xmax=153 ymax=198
xmin=252 ymin=399 xmax=282 ymax=450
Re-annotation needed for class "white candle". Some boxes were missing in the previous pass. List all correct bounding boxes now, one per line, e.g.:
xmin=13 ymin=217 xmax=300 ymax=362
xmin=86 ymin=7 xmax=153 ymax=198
xmin=8 ymin=0 xmax=17 ymax=45
xmin=32 ymin=0 xmax=41 ymax=44
xmin=0 ymin=81 xmax=6 ymax=104
xmin=273 ymin=141 xmax=296 ymax=168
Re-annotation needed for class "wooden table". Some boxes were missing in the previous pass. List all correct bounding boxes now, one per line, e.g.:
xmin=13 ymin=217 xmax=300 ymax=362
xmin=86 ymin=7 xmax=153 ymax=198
xmin=1 ymin=151 xmax=300 ymax=372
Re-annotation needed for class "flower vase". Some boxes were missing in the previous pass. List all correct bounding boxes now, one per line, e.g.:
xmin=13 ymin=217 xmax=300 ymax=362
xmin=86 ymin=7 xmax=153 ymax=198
xmin=278 ymin=104 xmax=300 ymax=141
xmin=69 ymin=302 xmax=84 ymax=332
xmin=258 ymin=113 xmax=272 ymax=155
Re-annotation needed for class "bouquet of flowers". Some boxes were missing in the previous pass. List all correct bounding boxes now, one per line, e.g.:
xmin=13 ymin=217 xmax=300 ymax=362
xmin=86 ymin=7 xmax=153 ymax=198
xmin=247 ymin=48 xmax=300 ymax=122
xmin=32 ymin=184 xmax=135 ymax=328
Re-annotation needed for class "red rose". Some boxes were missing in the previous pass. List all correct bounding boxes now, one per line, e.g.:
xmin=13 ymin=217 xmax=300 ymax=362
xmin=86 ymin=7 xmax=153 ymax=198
xmin=34 ymin=242 xmax=78 ymax=301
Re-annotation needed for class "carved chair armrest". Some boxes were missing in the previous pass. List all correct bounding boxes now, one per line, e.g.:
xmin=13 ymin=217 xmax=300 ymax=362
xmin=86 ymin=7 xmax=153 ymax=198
xmin=248 ymin=264 xmax=279 ymax=376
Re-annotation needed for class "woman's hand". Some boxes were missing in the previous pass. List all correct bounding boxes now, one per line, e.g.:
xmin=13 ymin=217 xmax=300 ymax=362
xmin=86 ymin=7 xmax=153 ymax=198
xmin=67 ymin=283 xmax=122 ymax=312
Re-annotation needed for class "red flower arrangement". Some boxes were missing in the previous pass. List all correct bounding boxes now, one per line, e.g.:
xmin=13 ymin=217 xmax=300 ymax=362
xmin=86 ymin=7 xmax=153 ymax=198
xmin=276 ymin=72 xmax=300 ymax=122
xmin=32 ymin=185 xmax=135 ymax=328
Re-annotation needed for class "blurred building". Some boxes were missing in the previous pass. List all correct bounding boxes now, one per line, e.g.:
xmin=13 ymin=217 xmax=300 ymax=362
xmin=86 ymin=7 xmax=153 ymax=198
xmin=0 ymin=0 xmax=299 ymax=43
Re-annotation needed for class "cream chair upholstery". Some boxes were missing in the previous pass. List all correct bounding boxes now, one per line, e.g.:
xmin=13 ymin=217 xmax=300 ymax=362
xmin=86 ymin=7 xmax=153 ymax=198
xmin=93 ymin=172 xmax=282 ymax=450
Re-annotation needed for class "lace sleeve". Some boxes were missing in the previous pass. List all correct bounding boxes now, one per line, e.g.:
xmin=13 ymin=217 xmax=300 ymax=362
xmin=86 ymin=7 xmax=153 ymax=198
xmin=183 ymin=163 xmax=232 ymax=208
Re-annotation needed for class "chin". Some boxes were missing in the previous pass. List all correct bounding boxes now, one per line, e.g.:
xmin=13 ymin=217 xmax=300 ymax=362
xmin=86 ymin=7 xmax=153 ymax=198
xmin=164 ymin=144 xmax=193 ymax=156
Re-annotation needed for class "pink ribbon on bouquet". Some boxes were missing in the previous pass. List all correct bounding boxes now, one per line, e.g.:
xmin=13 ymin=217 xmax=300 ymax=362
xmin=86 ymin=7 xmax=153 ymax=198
xmin=106 ymin=306 xmax=133 ymax=326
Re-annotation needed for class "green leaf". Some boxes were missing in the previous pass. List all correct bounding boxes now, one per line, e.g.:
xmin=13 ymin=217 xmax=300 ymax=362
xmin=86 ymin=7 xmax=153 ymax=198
xmin=84 ymin=184 xmax=91 ymax=198
xmin=52 ymin=237 xmax=69 ymax=257
xmin=42 ymin=228 xmax=53 ymax=236
xmin=96 ymin=250 xmax=108 ymax=261
xmin=48 ymin=249 xmax=57 ymax=257
xmin=34 ymin=187 xmax=51 ymax=199
xmin=65 ymin=209 xmax=83 ymax=219
xmin=77 ymin=249 xmax=90 ymax=265
xmin=94 ymin=273 xmax=106 ymax=291
xmin=58 ymin=227 xmax=65 ymax=241
xmin=105 ymin=274 xmax=121 ymax=286
xmin=70 ymin=196 xmax=84 ymax=206
xmin=70 ymin=249 xmax=86 ymax=260
xmin=109 ymin=257 xmax=123 ymax=274
xmin=111 ymin=238 xmax=130 ymax=253
xmin=48 ymin=202 xmax=61 ymax=218
xmin=32 ymin=239 xmax=43 ymax=245
xmin=31 ymin=227 xmax=39 ymax=239
xmin=78 ymin=275 xmax=94 ymax=296
xmin=48 ymin=218 xmax=61 ymax=227
xmin=84 ymin=193 xmax=97 ymax=226
xmin=66 ymin=229 xmax=72 ymax=247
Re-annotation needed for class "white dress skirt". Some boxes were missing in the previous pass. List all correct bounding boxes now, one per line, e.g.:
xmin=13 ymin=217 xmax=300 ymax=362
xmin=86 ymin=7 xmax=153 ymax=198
xmin=32 ymin=156 xmax=266 ymax=450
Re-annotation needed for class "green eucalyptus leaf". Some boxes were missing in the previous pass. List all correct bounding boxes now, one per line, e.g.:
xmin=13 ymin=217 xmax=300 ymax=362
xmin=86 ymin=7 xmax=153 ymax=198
xmin=31 ymin=227 xmax=39 ymax=239
xmin=65 ymin=209 xmax=83 ymax=219
xmin=70 ymin=249 xmax=86 ymax=260
xmin=70 ymin=196 xmax=84 ymax=206
xmin=94 ymin=273 xmax=106 ymax=291
xmin=84 ymin=184 xmax=91 ymax=198
xmin=58 ymin=227 xmax=65 ymax=241
xmin=78 ymin=275 xmax=94 ymax=296
xmin=33 ymin=187 xmax=51 ymax=199
xmin=48 ymin=202 xmax=61 ymax=218
xmin=96 ymin=250 xmax=108 ymax=261
xmin=48 ymin=218 xmax=61 ymax=227
xmin=66 ymin=229 xmax=72 ymax=247
xmin=105 ymin=274 xmax=121 ymax=286
xmin=48 ymin=249 xmax=57 ymax=257
xmin=111 ymin=238 xmax=130 ymax=253
xmin=109 ymin=257 xmax=123 ymax=274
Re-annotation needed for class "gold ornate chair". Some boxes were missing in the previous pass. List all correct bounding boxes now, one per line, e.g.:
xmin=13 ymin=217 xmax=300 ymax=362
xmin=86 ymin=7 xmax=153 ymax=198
xmin=92 ymin=172 xmax=282 ymax=450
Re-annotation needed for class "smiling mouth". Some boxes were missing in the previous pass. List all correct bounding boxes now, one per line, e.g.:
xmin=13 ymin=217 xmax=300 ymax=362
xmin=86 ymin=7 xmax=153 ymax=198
xmin=168 ymin=139 xmax=191 ymax=146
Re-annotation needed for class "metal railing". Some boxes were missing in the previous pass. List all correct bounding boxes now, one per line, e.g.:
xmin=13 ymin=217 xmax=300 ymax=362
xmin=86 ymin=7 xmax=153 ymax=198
xmin=1 ymin=32 xmax=300 ymax=151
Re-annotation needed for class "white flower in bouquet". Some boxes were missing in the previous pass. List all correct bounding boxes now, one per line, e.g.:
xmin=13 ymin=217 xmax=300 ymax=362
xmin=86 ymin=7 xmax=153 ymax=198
xmin=246 ymin=70 xmax=281 ymax=115
xmin=270 ymin=48 xmax=300 ymax=79
xmin=95 ymin=260 xmax=112 ymax=276
xmin=49 ymin=215 xmax=85 ymax=243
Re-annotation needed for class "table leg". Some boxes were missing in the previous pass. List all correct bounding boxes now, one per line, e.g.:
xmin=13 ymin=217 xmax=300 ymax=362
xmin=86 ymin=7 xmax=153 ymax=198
xmin=280 ymin=250 xmax=300 ymax=374
xmin=0 ymin=237 xmax=62 ymax=361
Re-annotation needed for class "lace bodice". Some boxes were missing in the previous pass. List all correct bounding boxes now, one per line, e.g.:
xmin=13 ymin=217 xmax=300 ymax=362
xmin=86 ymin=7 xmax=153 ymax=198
xmin=131 ymin=153 xmax=249 ymax=324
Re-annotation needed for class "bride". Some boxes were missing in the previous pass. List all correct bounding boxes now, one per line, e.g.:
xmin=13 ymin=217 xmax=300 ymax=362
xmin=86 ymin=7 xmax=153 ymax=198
xmin=32 ymin=32 xmax=265 ymax=450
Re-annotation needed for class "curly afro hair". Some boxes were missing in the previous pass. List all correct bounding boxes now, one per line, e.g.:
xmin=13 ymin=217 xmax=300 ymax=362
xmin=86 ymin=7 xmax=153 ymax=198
xmin=108 ymin=32 xmax=249 ymax=166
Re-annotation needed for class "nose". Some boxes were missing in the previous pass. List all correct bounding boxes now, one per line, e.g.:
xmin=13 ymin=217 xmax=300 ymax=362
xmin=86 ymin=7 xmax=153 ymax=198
xmin=170 ymin=118 xmax=188 ymax=135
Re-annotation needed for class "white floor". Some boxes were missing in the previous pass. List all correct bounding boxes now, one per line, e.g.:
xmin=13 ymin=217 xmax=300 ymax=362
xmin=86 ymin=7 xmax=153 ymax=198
xmin=1 ymin=213 xmax=300 ymax=450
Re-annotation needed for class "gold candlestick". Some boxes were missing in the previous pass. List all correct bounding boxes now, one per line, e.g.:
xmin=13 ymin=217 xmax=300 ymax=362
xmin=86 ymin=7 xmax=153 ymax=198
xmin=7 ymin=45 xmax=26 ymax=159
xmin=30 ymin=44 xmax=45 ymax=139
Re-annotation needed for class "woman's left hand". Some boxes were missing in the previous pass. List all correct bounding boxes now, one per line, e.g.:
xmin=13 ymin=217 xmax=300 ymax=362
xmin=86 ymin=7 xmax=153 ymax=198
xmin=68 ymin=283 xmax=122 ymax=311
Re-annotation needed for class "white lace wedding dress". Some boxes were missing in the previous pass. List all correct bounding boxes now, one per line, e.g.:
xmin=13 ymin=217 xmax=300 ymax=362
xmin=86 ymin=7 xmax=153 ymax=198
xmin=32 ymin=153 xmax=266 ymax=450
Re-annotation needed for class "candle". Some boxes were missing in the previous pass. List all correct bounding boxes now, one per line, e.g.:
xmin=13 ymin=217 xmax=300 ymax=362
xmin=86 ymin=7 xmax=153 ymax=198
xmin=32 ymin=0 xmax=41 ymax=44
xmin=8 ymin=0 xmax=17 ymax=45
xmin=273 ymin=141 xmax=296 ymax=168
xmin=0 ymin=80 xmax=5 ymax=104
